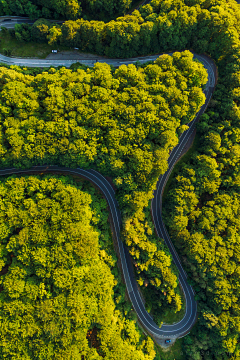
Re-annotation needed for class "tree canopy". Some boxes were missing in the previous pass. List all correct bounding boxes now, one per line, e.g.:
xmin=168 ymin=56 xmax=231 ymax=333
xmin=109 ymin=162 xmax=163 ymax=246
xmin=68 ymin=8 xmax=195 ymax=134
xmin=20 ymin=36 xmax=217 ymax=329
xmin=2 ymin=0 xmax=240 ymax=357
xmin=0 ymin=174 xmax=156 ymax=359
xmin=9 ymin=0 xmax=237 ymax=59
xmin=0 ymin=52 xmax=207 ymax=325
xmin=6 ymin=0 xmax=240 ymax=62
xmin=161 ymin=1 xmax=240 ymax=356
xmin=0 ymin=0 xmax=132 ymax=21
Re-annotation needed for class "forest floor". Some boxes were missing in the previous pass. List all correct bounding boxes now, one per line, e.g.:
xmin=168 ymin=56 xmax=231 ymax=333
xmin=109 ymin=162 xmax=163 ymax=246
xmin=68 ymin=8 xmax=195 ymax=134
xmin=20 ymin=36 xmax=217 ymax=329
xmin=132 ymin=252 xmax=186 ymax=327
xmin=161 ymin=285 xmax=186 ymax=325
xmin=0 ymin=33 xmax=70 ymax=58
xmin=139 ymin=282 xmax=186 ymax=327
xmin=0 ymin=31 xmax=108 ymax=60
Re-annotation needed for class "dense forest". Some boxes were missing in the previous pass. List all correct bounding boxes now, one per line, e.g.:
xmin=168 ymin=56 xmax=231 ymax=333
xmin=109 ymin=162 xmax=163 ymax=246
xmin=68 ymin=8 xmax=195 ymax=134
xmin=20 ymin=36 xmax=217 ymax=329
xmin=0 ymin=0 xmax=132 ymax=21
xmin=163 ymin=78 xmax=240 ymax=358
xmin=27 ymin=0 xmax=240 ymax=357
xmin=5 ymin=0 xmax=240 ymax=59
xmin=152 ymin=1 xmax=240 ymax=359
xmin=1 ymin=0 xmax=240 ymax=358
xmin=0 ymin=174 xmax=156 ymax=359
xmin=0 ymin=52 xmax=207 ymax=326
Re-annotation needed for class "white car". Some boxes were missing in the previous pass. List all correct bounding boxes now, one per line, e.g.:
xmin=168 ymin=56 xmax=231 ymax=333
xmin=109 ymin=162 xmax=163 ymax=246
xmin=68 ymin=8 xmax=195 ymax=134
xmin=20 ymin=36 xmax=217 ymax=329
xmin=52 ymin=50 xmax=58 ymax=53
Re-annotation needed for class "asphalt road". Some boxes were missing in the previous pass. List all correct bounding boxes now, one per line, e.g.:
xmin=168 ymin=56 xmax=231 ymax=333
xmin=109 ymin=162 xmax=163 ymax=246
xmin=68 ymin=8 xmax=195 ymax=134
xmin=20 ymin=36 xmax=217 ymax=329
xmin=0 ymin=17 xmax=217 ymax=339
xmin=0 ymin=18 xmax=34 ymax=28
xmin=0 ymin=16 xmax=63 ymax=29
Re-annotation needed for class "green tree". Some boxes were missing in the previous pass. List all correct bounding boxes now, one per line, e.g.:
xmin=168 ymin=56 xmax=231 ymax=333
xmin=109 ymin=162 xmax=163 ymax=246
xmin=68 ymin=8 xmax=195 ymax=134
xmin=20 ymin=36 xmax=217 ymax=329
xmin=0 ymin=175 xmax=156 ymax=360
xmin=31 ymin=18 xmax=52 ymax=42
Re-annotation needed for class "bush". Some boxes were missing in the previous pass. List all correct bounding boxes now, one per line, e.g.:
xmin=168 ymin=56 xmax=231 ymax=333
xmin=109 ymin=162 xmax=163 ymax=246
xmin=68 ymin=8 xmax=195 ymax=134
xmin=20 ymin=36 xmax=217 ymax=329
xmin=8 ymin=28 xmax=15 ymax=37
xmin=2 ymin=48 xmax=11 ymax=56
xmin=31 ymin=18 xmax=52 ymax=43
xmin=0 ymin=26 xmax=8 ymax=34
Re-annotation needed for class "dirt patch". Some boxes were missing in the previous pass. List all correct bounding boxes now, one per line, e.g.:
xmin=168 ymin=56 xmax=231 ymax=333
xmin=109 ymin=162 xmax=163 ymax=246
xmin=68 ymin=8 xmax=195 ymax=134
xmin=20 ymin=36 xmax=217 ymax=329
xmin=0 ymin=254 xmax=13 ymax=276
xmin=0 ymin=265 xmax=9 ymax=276
xmin=0 ymin=256 xmax=13 ymax=293
xmin=87 ymin=327 xmax=100 ymax=349
xmin=86 ymin=327 xmax=105 ymax=357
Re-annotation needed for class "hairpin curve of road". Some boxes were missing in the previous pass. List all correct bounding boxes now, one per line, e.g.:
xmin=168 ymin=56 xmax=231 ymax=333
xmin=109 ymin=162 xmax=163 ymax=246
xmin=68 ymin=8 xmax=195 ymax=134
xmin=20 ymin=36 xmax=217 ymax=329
xmin=0 ymin=35 xmax=217 ymax=339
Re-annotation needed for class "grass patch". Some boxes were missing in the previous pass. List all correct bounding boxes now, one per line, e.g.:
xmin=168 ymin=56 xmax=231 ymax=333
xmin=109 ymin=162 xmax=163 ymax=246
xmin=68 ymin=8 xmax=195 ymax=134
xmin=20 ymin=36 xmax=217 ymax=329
xmin=0 ymin=33 xmax=69 ymax=59
xmin=141 ymin=280 xmax=186 ymax=326
xmin=155 ymin=338 xmax=185 ymax=360
xmin=161 ymin=285 xmax=186 ymax=325
xmin=162 ymin=131 xmax=200 ymax=204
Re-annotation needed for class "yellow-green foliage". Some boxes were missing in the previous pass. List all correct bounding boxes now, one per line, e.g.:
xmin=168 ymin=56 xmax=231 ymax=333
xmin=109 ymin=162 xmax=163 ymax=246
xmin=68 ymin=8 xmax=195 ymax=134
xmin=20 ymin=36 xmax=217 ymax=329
xmin=161 ymin=2 xmax=240 ymax=359
xmin=0 ymin=175 xmax=155 ymax=359
xmin=0 ymin=52 xmax=207 ymax=324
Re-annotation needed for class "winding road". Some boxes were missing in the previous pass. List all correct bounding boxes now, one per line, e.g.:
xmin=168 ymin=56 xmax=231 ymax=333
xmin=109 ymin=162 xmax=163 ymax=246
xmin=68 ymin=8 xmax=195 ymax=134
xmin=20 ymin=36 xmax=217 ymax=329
xmin=0 ymin=20 xmax=217 ymax=339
